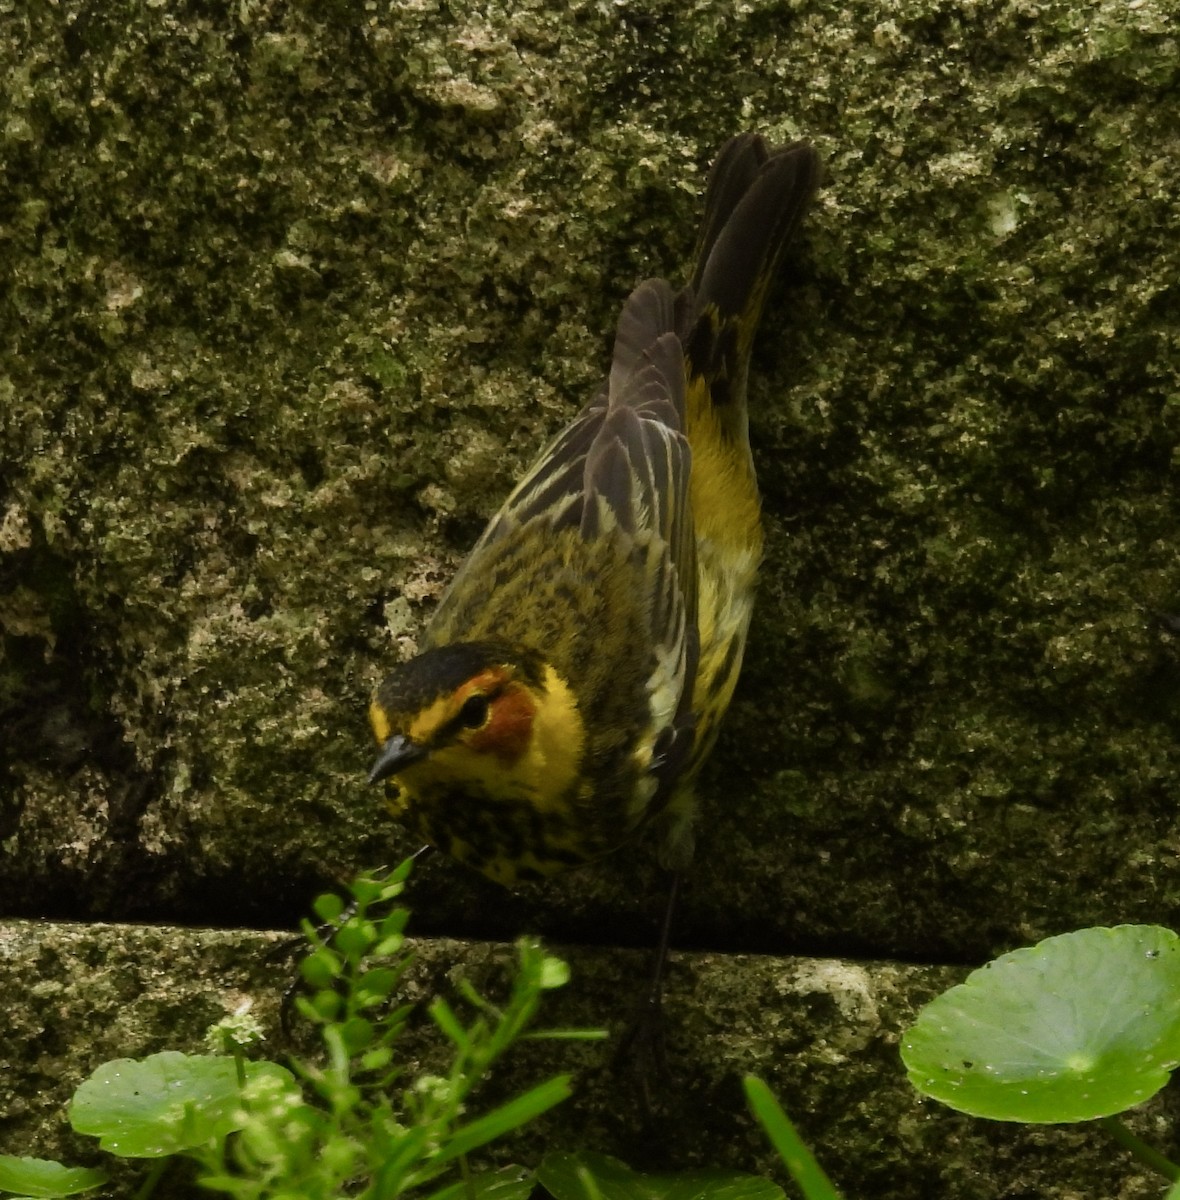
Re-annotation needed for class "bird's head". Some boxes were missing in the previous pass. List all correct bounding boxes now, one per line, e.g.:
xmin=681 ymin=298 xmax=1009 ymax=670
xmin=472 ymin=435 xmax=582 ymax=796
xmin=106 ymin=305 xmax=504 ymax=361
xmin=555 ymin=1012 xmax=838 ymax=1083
xmin=367 ymin=641 xmax=588 ymax=882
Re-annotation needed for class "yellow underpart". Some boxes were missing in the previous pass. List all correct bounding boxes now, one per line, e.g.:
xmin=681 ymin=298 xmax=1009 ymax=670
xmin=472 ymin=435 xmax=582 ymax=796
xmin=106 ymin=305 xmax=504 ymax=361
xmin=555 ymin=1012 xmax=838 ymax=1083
xmin=684 ymin=370 xmax=762 ymax=731
xmin=684 ymin=372 xmax=762 ymax=559
xmin=511 ymin=663 xmax=585 ymax=814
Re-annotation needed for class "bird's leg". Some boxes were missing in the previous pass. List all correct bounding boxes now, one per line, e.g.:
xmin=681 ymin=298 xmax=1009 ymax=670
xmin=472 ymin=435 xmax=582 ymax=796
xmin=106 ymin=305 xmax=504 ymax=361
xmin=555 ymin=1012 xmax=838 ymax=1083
xmin=613 ymin=871 xmax=682 ymax=1112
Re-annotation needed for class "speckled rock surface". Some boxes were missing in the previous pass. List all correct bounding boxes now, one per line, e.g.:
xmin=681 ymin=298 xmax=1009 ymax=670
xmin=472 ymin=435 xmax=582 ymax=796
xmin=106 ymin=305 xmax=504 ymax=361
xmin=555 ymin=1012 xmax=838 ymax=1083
xmin=1 ymin=0 xmax=1179 ymax=1191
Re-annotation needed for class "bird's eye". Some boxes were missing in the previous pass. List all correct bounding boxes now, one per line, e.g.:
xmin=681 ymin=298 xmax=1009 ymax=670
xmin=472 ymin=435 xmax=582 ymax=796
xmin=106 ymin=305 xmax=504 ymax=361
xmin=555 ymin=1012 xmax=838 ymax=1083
xmin=457 ymin=694 xmax=491 ymax=729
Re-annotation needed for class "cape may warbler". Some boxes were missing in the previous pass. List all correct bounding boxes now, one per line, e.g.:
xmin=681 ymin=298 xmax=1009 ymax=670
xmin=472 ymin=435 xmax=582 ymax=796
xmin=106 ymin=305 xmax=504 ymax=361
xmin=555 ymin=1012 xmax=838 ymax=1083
xmin=369 ymin=132 xmax=821 ymax=886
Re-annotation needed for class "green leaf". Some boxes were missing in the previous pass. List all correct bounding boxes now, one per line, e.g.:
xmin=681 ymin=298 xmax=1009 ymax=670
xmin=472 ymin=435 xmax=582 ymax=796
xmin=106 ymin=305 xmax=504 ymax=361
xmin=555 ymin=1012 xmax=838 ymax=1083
xmin=428 ymin=998 xmax=470 ymax=1048
xmin=901 ymin=925 xmax=1180 ymax=1122
xmin=356 ymin=966 xmax=401 ymax=1003
xmin=350 ymin=862 xmax=411 ymax=907
xmin=423 ymin=1165 xmax=535 ymax=1200
xmin=373 ymin=934 xmax=407 ymax=958
xmin=360 ymin=1046 xmax=395 ymax=1072
xmin=339 ymin=1016 xmax=376 ymax=1054
xmin=375 ymin=906 xmax=410 ymax=942
xmin=432 ymin=1077 xmax=573 ymax=1167
xmin=335 ymin=919 xmax=377 ymax=958
xmin=743 ymin=1078 xmax=842 ymax=1200
xmin=312 ymin=892 xmax=346 ymax=925
xmin=539 ymin=957 xmax=570 ymax=989
xmin=539 ymin=1151 xmax=784 ymax=1200
xmin=301 ymin=947 xmax=342 ymax=989
xmin=310 ymin=988 xmax=343 ymax=1021
xmin=69 ymin=1052 xmax=294 ymax=1157
xmin=0 ymin=1157 xmax=108 ymax=1198
xmin=350 ymin=875 xmax=386 ymax=906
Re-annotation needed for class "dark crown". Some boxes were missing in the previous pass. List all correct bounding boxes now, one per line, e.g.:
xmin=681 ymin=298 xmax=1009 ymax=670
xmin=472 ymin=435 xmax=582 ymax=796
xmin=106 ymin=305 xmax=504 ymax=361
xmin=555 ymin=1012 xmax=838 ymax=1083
xmin=374 ymin=640 xmax=544 ymax=716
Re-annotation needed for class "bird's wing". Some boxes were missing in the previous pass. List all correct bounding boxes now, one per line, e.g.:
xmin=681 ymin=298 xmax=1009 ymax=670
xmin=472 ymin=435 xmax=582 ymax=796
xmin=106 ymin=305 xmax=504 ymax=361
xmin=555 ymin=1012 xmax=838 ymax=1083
xmin=465 ymin=278 xmax=699 ymax=714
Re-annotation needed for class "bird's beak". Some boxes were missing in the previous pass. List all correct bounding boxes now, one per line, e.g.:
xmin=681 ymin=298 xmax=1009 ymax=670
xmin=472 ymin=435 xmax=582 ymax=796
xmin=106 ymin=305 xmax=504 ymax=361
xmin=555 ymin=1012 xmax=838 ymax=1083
xmin=368 ymin=734 xmax=427 ymax=785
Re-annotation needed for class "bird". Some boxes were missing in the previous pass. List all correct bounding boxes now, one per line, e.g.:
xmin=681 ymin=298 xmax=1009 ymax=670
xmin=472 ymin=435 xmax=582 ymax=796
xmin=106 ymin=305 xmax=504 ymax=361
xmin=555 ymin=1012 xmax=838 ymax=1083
xmin=368 ymin=132 xmax=821 ymax=889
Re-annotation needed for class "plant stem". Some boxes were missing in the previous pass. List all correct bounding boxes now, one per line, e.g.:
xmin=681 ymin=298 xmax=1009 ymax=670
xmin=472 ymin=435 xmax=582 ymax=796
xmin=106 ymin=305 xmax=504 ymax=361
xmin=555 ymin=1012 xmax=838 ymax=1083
xmin=1099 ymin=1115 xmax=1180 ymax=1181
xmin=132 ymin=1158 xmax=170 ymax=1200
xmin=460 ymin=1152 xmax=473 ymax=1200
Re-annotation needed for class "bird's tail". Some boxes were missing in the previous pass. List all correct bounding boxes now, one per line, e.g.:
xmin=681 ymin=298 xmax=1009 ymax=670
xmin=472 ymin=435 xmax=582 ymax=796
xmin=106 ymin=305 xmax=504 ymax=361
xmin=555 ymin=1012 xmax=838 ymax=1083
xmin=684 ymin=133 xmax=822 ymax=436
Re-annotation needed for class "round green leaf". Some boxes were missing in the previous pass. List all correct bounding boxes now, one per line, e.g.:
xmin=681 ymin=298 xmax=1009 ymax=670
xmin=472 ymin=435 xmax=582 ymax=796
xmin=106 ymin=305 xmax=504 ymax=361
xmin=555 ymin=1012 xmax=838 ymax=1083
xmin=902 ymin=925 xmax=1180 ymax=1122
xmin=69 ymin=1052 xmax=294 ymax=1157
xmin=0 ymin=1156 xmax=108 ymax=1198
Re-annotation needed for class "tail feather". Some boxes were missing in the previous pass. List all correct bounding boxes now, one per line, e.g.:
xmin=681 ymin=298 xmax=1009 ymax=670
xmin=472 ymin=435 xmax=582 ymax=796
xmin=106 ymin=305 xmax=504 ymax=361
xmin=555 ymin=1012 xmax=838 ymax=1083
xmin=691 ymin=133 xmax=821 ymax=330
xmin=685 ymin=134 xmax=821 ymax=424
